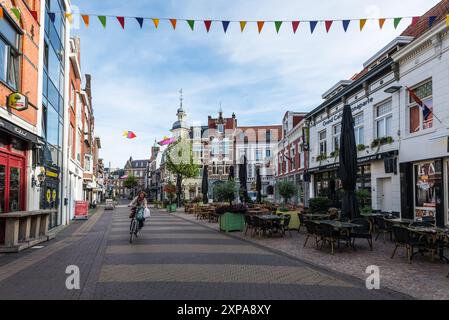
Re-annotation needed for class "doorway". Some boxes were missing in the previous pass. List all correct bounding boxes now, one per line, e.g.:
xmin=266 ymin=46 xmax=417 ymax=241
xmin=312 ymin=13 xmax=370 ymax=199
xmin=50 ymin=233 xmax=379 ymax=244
xmin=377 ymin=178 xmax=392 ymax=213
xmin=0 ymin=152 xmax=26 ymax=214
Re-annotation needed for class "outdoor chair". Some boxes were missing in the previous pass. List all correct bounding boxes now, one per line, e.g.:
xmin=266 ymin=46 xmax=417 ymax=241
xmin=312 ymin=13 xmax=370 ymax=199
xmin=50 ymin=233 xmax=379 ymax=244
xmin=410 ymin=221 xmax=435 ymax=228
xmin=244 ymin=215 xmax=254 ymax=236
xmin=316 ymin=223 xmax=339 ymax=255
xmin=391 ymin=226 xmax=427 ymax=264
xmin=391 ymin=211 xmax=400 ymax=218
xmin=252 ymin=216 xmax=270 ymax=237
xmin=303 ymin=221 xmax=320 ymax=248
xmin=298 ymin=213 xmax=306 ymax=233
xmin=375 ymin=217 xmax=393 ymax=242
xmin=281 ymin=214 xmax=292 ymax=237
xmin=350 ymin=218 xmax=373 ymax=251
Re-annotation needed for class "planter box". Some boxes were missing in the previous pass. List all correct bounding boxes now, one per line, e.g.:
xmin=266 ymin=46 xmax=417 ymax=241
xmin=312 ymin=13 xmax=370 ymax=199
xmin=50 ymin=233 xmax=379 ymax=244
xmin=219 ymin=212 xmax=245 ymax=232
xmin=277 ymin=211 xmax=300 ymax=230
xmin=166 ymin=204 xmax=177 ymax=213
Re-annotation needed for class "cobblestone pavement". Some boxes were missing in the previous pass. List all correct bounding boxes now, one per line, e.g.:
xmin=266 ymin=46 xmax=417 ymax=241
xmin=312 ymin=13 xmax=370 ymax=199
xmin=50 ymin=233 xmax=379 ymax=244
xmin=0 ymin=206 xmax=410 ymax=300
xmin=173 ymin=211 xmax=449 ymax=300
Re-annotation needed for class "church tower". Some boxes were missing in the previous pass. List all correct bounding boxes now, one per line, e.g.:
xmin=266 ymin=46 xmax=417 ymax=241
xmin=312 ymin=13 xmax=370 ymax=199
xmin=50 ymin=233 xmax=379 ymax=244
xmin=171 ymin=89 xmax=190 ymax=139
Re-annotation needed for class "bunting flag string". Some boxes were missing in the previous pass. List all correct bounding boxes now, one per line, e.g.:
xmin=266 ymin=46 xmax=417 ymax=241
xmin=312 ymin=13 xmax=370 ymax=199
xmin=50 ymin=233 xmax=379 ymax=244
xmin=39 ymin=11 xmax=449 ymax=35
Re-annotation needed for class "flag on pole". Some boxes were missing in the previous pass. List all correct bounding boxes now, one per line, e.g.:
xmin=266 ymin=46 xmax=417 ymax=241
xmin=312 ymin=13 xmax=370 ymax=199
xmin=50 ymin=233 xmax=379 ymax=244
xmin=407 ymin=87 xmax=433 ymax=121
xmin=158 ymin=136 xmax=176 ymax=146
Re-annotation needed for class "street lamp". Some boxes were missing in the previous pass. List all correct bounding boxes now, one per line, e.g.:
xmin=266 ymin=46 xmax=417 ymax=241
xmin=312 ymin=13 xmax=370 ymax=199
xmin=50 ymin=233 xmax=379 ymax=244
xmin=384 ymin=86 xmax=402 ymax=94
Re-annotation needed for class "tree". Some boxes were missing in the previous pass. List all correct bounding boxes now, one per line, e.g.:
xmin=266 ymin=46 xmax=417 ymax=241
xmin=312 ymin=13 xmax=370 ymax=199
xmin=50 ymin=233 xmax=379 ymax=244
xmin=165 ymin=138 xmax=200 ymax=207
xmin=278 ymin=180 xmax=298 ymax=204
xmin=214 ymin=181 xmax=237 ymax=205
xmin=123 ymin=175 xmax=138 ymax=197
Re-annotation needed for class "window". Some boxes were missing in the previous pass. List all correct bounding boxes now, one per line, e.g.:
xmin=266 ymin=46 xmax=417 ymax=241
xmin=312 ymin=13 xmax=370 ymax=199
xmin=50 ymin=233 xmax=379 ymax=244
xmin=0 ymin=17 xmax=20 ymax=90
xmin=217 ymin=124 xmax=224 ymax=134
xmin=256 ymin=149 xmax=262 ymax=162
xmin=266 ymin=149 xmax=271 ymax=158
xmin=354 ymin=113 xmax=364 ymax=146
xmin=70 ymin=83 xmax=75 ymax=109
xmin=76 ymin=129 xmax=81 ymax=162
xmin=290 ymin=146 xmax=296 ymax=170
xmin=211 ymin=139 xmax=219 ymax=156
xmin=408 ymin=80 xmax=433 ymax=133
xmin=222 ymin=138 xmax=230 ymax=156
xmin=84 ymin=155 xmax=92 ymax=172
xmin=375 ymin=100 xmax=393 ymax=138
xmin=266 ymin=130 xmax=271 ymax=143
xmin=193 ymin=127 xmax=201 ymax=139
xmin=414 ymin=162 xmax=436 ymax=218
xmin=332 ymin=124 xmax=341 ymax=152
xmin=318 ymin=130 xmax=327 ymax=155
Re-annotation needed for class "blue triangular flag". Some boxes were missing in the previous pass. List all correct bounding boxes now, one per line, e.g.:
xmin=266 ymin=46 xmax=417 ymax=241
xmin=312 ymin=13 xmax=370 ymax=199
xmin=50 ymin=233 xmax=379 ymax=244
xmin=222 ymin=21 xmax=230 ymax=33
xmin=428 ymin=16 xmax=437 ymax=28
xmin=342 ymin=20 xmax=350 ymax=32
xmin=309 ymin=21 xmax=318 ymax=34
xmin=48 ymin=12 xmax=56 ymax=23
xmin=136 ymin=17 xmax=144 ymax=28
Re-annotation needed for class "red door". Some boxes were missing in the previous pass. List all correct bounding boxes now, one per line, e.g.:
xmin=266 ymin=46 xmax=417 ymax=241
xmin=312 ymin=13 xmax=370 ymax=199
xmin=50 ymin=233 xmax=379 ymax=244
xmin=0 ymin=153 xmax=26 ymax=213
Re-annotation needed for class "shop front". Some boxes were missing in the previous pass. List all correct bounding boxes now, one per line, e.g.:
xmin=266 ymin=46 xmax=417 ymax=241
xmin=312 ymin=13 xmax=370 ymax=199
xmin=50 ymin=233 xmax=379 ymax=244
xmin=40 ymin=163 xmax=61 ymax=229
xmin=401 ymin=157 xmax=448 ymax=227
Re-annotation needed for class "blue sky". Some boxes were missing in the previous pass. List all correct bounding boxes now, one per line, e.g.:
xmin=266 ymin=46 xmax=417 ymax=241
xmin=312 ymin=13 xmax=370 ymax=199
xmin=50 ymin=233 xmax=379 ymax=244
xmin=70 ymin=0 xmax=440 ymax=168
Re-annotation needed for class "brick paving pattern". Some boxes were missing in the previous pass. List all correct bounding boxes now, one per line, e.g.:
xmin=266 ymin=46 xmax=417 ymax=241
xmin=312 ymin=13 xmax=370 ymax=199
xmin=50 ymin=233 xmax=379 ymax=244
xmin=0 ymin=205 xmax=410 ymax=300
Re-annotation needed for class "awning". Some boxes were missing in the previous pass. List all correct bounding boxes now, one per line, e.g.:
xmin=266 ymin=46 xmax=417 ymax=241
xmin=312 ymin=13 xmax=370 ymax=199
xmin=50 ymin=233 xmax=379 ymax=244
xmin=0 ymin=116 xmax=44 ymax=145
xmin=429 ymin=128 xmax=449 ymax=141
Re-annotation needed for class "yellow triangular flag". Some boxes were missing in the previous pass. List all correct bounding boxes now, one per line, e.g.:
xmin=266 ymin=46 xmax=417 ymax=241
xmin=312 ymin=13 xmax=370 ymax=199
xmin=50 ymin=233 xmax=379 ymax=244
xmin=65 ymin=13 xmax=73 ymax=24
xmin=360 ymin=19 xmax=367 ymax=31
xmin=123 ymin=131 xmax=129 ymax=137
xmin=152 ymin=18 xmax=159 ymax=29
xmin=446 ymin=14 xmax=449 ymax=26
xmin=240 ymin=21 xmax=247 ymax=32
xmin=82 ymin=15 xmax=89 ymax=27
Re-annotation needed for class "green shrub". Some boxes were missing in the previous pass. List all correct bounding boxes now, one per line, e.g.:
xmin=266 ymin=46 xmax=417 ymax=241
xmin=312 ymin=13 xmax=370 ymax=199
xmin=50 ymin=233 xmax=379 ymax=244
xmin=278 ymin=180 xmax=298 ymax=204
xmin=213 ymin=181 xmax=237 ymax=205
xmin=309 ymin=197 xmax=332 ymax=214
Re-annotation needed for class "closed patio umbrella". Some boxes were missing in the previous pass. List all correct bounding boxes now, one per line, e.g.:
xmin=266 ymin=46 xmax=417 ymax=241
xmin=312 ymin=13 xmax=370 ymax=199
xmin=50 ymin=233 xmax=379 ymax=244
xmin=239 ymin=156 xmax=248 ymax=203
xmin=202 ymin=165 xmax=209 ymax=204
xmin=256 ymin=167 xmax=262 ymax=203
xmin=229 ymin=165 xmax=235 ymax=181
xmin=338 ymin=105 xmax=359 ymax=220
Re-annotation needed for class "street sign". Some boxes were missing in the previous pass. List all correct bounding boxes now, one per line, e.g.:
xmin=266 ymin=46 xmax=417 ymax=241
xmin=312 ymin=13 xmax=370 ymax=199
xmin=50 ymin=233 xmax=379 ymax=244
xmin=74 ymin=201 xmax=89 ymax=220
xmin=8 ymin=93 xmax=29 ymax=111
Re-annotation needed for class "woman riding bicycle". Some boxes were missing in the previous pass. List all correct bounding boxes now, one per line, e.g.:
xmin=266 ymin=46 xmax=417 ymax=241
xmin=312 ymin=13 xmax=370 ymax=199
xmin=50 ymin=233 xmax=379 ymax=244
xmin=128 ymin=191 xmax=147 ymax=230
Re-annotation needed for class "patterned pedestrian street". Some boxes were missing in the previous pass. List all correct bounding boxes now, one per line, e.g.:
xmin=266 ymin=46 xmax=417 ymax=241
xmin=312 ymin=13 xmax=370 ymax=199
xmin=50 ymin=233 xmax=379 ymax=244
xmin=0 ymin=206 xmax=409 ymax=300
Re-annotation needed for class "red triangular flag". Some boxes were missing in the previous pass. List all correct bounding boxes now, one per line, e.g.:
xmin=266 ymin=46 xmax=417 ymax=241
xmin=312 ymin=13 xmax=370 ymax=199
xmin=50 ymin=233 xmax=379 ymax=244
xmin=128 ymin=131 xmax=137 ymax=139
xmin=292 ymin=21 xmax=300 ymax=34
xmin=30 ymin=10 xmax=38 ymax=21
xmin=170 ymin=19 xmax=177 ymax=30
xmin=411 ymin=16 xmax=420 ymax=26
xmin=117 ymin=16 xmax=125 ymax=29
xmin=325 ymin=20 xmax=333 ymax=33
xmin=204 ymin=20 xmax=212 ymax=32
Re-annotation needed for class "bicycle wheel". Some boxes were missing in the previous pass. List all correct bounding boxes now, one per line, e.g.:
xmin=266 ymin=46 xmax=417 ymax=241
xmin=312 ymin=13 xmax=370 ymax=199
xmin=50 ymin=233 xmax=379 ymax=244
xmin=130 ymin=219 xmax=137 ymax=243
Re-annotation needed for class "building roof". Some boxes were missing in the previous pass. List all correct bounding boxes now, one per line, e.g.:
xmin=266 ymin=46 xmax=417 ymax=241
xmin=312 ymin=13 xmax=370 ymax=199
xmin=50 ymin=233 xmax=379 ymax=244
xmin=126 ymin=158 xmax=149 ymax=169
xmin=401 ymin=0 xmax=449 ymax=39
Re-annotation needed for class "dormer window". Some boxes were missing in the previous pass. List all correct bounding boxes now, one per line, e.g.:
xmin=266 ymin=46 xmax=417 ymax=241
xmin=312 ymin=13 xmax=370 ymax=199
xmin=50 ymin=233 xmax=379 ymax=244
xmin=217 ymin=124 xmax=224 ymax=134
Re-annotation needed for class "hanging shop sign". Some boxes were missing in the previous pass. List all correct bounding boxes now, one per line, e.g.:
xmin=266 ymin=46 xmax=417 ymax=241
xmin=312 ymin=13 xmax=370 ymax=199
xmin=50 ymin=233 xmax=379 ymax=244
xmin=8 ymin=92 xmax=29 ymax=111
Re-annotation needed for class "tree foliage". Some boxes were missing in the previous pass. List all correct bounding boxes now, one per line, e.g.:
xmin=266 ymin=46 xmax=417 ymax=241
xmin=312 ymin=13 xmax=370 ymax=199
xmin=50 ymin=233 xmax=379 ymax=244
xmin=123 ymin=175 xmax=138 ymax=189
xmin=214 ymin=181 xmax=237 ymax=205
xmin=278 ymin=180 xmax=298 ymax=204
xmin=165 ymin=138 xmax=200 ymax=179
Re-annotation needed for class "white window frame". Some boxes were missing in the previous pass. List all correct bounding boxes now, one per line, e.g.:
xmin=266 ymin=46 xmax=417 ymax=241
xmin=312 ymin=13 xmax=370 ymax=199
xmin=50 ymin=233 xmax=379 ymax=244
xmin=354 ymin=112 xmax=364 ymax=146
xmin=375 ymin=99 xmax=393 ymax=138
xmin=408 ymin=79 xmax=433 ymax=134
xmin=332 ymin=124 xmax=341 ymax=152
xmin=318 ymin=130 xmax=327 ymax=156
xmin=290 ymin=146 xmax=296 ymax=170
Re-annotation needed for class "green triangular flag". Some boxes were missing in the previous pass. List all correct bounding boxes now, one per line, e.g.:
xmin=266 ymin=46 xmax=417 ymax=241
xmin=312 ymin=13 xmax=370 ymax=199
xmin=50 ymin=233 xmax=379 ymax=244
xmin=187 ymin=20 xmax=195 ymax=30
xmin=11 ymin=8 xmax=21 ymax=21
xmin=393 ymin=18 xmax=402 ymax=29
xmin=275 ymin=21 xmax=282 ymax=33
xmin=98 ymin=16 xmax=107 ymax=28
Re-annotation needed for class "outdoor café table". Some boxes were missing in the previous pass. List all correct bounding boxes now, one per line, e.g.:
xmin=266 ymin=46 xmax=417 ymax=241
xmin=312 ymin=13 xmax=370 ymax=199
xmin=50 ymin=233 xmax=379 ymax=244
xmin=361 ymin=212 xmax=386 ymax=232
xmin=258 ymin=215 xmax=284 ymax=237
xmin=387 ymin=218 xmax=416 ymax=226
xmin=316 ymin=220 xmax=362 ymax=249
xmin=407 ymin=226 xmax=449 ymax=263
xmin=303 ymin=214 xmax=329 ymax=220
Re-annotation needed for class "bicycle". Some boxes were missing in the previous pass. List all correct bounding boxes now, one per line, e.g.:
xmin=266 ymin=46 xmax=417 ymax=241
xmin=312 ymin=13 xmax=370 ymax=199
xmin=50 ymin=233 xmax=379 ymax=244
xmin=128 ymin=206 xmax=143 ymax=243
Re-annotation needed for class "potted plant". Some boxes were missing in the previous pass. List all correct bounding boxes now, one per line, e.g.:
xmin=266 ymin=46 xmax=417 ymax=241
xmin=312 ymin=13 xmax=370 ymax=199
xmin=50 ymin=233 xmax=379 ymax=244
xmin=164 ymin=182 xmax=177 ymax=212
xmin=276 ymin=181 xmax=300 ymax=230
xmin=308 ymin=197 xmax=332 ymax=214
xmin=357 ymin=144 xmax=367 ymax=152
xmin=371 ymin=136 xmax=394 ymax=153
xmin=213 ymin=181 xmax=246 ymax=232
xmin=316 ymin=154 xmax=328 ymax=164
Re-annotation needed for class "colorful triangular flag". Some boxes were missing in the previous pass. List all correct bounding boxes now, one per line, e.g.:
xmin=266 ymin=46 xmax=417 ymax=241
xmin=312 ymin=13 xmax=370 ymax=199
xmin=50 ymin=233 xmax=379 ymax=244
xmin=240 ymin=21 xmax=247 ymax=32
xmin=152 ymin=18 xmax=159 ymax=29
xmin=429 ymin=16 xmax=437 ymax=28
xmin=204 ymin=20 xmax=212 ymax=32
xmin=170 ymin=19 xmax=177 ymax=30
xmin=187 ymin=20 xmax=195 ymax=31
xmin=360 ymin=19 xmax=367 ymax=31
xmin=257 ymin=21 xmax=265 ymax=33
xmin=342 ymin=20 xmax=350 ymax=32
xmin=65 ymin=13 xmax=73 ymax=24
xmin=325 ymin=20 xmax=333 ymax=33
xmin=0 ymin=8 xmax=3 ymax=19
xmin=30 ymin=10 xmax=38 ymax=21
xmin=394 ymin=18 xmax=402 ymax=29
xmin=136 ymin=17 xmax=144 ymax=28
xmin=292 ymin=21 xmax=300 ymax=34
xmin=11 ymin=8 xmax=21 ymax=21
xmin=128 ymin=131 xmax=137 ymax=139
xmin=275 ymin=21 xmax=282 ymax=33
xmin=117 ymin=16 xmax=125 ymax=29
xmin=309 ymin=21 xmax=318 ymax=34
xmin=82 ymin=15 xmax=90 ymax=27
xmin=379 ymin=18 xmax=386 ymax=29
xmin=98 ymin=16 xmax=107 ymax=28
xmin=222 ymin=21 xmax=230 ymax=33
xmin=411 ymin=17 xmax=420 ymax=26
xmin=48 ymin=12 xmax=55 ymax=23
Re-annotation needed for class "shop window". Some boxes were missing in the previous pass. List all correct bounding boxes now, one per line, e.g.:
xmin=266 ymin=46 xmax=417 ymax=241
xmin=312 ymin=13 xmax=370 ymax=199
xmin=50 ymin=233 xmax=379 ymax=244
xmin=318 ymin=130 xmax=327 ymax=155
xmin=0 ymin=16 xmax=20 ymax=90
xmin=414 ymin=162 xmax=436 ymax=218
xmin=0 ymin=135 xmax=9 ymax=150
xmin=408 ymin=80 xmax=433 ymax=133
xmin=375 ymin=100 xmax=393 ymax=138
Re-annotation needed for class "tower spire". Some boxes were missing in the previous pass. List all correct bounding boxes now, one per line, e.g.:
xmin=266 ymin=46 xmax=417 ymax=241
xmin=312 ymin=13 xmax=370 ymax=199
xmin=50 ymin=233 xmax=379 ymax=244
xmin=179 ymin=88 xmax=183 ymax=108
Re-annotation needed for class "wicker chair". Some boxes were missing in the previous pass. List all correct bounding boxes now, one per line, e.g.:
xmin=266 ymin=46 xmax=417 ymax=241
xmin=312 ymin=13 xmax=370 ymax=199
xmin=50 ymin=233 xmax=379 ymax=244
xmin=350 ymin=218 xmax=373 ymax=250
xmin=375 ymin=217 xmax=393 ymax=242
xmin=316 ymin=223 xmax=339 ymax=255
xmin=303 ymin=220 xmax=320 ymax=248
xmin=281 ymin=214 xmax=292 ymax=237
xmin=244 ymin=215 xmax=254 ymax=236
xmin=391 ymin=226 xmax=427 ymax=264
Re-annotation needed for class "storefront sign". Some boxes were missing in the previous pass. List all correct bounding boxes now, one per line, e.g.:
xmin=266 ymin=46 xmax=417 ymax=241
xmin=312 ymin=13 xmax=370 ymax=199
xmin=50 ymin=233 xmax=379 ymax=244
xmin=74 ymin=201 xmax=89 ymax=220
xmin=320 ymin=98 xmax=374 ymax=127
xmin=8 ymin=93 xmax=28 ymax=111
xmin=0 ymin=117 xmax=44 ymax=145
